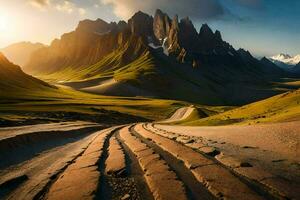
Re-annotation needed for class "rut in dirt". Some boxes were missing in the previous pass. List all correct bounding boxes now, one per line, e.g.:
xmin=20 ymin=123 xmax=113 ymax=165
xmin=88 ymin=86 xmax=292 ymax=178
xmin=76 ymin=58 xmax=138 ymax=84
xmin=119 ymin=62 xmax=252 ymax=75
xmin=96 ymin=128 xmax=153 ymax=200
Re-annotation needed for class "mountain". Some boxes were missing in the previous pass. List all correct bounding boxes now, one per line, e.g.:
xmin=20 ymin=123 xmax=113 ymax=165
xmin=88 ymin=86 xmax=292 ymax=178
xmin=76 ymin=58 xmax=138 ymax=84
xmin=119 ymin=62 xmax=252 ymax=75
xmin=270 ymin=53 xmax=300 ymax=65
xmin=269 ymin=53 xmax=300 ymax=69
xmin=0 ymin=53 xmax=54 ymax=97
xmin=260 ymin=57 xmax=286 ymax=74
xmin=24 ymin=9 xmax=290 ymax=105
xmin=1 ymin=42 xmax=45 ymax=67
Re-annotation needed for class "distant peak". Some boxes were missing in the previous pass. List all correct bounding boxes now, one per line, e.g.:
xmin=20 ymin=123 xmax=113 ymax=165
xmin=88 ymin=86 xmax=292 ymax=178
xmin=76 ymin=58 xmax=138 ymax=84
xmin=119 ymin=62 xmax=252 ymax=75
xmin=79 ymin=18 xmax=108 ymax=25
xmin=181 ymin=16 xmax=191 ymax=22
xmin=155 ymin=9 xmax=165 ymax=16
xmin=180 ymin=17 xmax=193 ymax=27
xmin=76 ymin=18 xmax=111 ymax=33
xmin=128 ymin=10 xmax=153 ymax=37
xmin=132 ymin=10 xmax=151 ymax=18
xmin=261 ymin=57 xmax=273 ymax=63
xmin=214 ymin=30 xmax=222 ymax=41
xmin=261 ymin=56 xmax=268 ymax=60
xmin=237 ymin=48 xmax=254 ymax=59
xmin=270 ymin=53 xmax=300 ymax=65
xmin=271 ymin=53 xmax=292 ymax=60
xmin=199 ymin=24 xmax=213 ymax=36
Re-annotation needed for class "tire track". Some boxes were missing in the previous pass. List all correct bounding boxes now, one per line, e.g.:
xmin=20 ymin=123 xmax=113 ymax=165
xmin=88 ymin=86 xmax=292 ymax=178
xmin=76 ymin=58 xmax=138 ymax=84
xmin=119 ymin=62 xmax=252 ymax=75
xmin=130 ymin=126 xmax=215 ymax=200
xmin=134 ymin=123 xmax=266 ymax=200
xmin=115 ymin=130 xmax=154 ymax=200
xmin=147 ymin=123 xmax=296 ymax=200
xmin=119 ymin=126 xmax=189 ymax=200
xmin=40 ymin=127 xmax=117 ymax=200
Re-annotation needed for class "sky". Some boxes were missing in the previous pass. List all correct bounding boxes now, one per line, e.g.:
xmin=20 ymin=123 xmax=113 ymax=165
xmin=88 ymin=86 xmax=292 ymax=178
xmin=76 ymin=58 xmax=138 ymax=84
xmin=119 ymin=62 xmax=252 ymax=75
xmin=0 ymin=0 xmax=299 ymax=57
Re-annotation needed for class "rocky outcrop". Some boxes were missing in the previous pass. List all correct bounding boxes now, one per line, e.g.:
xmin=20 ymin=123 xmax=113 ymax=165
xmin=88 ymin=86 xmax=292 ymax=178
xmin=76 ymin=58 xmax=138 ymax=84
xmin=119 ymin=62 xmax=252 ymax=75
xmin=153 ymin=9 xmax=171 ymax=41
xmin=128 ymin=11 xmax=153 ymax=39
xmin=178 ymin=17 xmax=198 ymax=51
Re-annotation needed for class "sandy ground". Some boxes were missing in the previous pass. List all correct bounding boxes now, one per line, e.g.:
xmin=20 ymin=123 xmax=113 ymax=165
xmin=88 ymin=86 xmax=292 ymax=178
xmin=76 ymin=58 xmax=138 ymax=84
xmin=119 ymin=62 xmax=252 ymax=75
xmin=156 ymin=122 xmax=300 ymax=160
xmin=0 ymin=121 xmax=97 ymax=141
xmin=155 ymin=121 xmax=300 ymax=182
xmin=0 ymin=131 xmax=98 ymax=199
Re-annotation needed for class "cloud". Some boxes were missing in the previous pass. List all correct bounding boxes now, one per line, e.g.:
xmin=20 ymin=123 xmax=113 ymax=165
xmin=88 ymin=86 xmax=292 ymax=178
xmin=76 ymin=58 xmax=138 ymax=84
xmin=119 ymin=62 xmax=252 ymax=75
xmin=78 ymin=8 xmax=87 ymax=16
xmin=55 ymin=1 xmax=75 ymax=14
xmin=29 ymin=0 xmax=50 ymax=10
xmin=101 ymin=0 xmax=225 ymax=20
xmin=29 ymin=0 xmax=87 ymax=15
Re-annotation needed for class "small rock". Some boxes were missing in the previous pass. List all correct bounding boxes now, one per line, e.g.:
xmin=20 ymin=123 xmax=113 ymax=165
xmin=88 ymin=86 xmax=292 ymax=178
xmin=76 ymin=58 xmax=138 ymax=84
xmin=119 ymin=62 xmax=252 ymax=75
xmin=188 ymin=163 xmax=200 ymax=169
xmin=121 ymin=194 xmax=130 ymax=200
xmin=242 ymin=146 xmax=257 ymax=149
xmin=271 ymin=159 xmax=285 ymax=163
xmin=200 ymin=146 xmax=220 ymax=157
xmin=240 ymin=162 xmax=253 ymax=167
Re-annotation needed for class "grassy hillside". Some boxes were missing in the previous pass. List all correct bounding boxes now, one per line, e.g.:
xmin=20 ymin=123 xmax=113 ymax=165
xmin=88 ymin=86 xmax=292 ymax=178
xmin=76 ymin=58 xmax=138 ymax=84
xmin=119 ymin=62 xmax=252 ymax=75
xmin=0 ymin=53 xmax=55 ymax=95
xmin=180 ymin=89 xmax=300 ymax=126
xmin=0 ymin=82 xmax=194 ymax=126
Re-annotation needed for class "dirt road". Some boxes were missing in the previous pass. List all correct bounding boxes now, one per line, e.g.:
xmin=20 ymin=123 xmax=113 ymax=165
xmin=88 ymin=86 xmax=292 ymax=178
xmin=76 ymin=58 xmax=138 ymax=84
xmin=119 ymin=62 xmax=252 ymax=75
xmin=0 ymin=108 xmax=299 ymax=200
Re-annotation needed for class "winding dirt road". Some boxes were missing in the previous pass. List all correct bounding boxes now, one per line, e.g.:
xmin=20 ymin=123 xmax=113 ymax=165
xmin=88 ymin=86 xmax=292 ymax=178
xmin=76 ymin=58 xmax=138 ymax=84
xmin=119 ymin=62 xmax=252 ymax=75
xmin=0 ymin=108 xmax=299 ymax=200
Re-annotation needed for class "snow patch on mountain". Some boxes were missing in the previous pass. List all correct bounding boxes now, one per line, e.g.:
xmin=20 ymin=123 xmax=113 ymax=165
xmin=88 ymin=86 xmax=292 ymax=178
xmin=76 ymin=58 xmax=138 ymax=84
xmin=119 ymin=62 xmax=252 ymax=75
xmin=148 ymin=37 xmax=169 ymax=56
xmin=270 ymin=53 xmax=300 ymax=66
xmin=162 ymin=37 xmax=169 ymax=56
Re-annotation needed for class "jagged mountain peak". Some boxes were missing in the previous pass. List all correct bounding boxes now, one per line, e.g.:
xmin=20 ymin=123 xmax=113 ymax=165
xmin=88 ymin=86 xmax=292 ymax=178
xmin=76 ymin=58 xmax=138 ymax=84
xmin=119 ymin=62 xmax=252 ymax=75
xmin=128 ymin=11 xmax=153 ymax=37
xmin=77 ymin=18 xmax=109 ymax=31
xmin=179 ymin=17 xmax=196 ymax=31
xmin=131 ymin=10 xmax=152 ymax=20
xmin=272 ymin=53 xmax=292 ymax=60
xmin=237 ymin=48 xmax=252 ymax=55
xmin=261 ymin=56 xmax=270 ymax=62
xmin=261 ymin=56 xmax=277 ymax=66
xmin=155 ymin=9 xmax=167 ymax=17
xmin=153 ymin=9 xmax=171 ymax=40
xmin=199 ymin=24 xmax=214 ymax=36
xmin=270 ymin=53 xmax=300 ymax=66
xmin=237 ymin=48 xmax=254 ymax=59
xmin=214 ymin=30 xmax=222 ymax=41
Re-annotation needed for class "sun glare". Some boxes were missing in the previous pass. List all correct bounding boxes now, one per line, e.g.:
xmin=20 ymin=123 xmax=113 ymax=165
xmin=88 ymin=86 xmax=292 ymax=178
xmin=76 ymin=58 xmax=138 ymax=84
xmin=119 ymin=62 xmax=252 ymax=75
xmin=0 ymin=12 xmax=17 ymax=45
xmin=0 ymin=15 xmax=8 ymax=31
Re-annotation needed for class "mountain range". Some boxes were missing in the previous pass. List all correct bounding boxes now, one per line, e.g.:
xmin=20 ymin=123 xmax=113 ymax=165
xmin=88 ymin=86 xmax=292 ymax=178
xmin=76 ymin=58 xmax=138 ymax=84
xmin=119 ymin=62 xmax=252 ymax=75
xmin=269 ymin=53 xmax=300 ymax=73
xmin=6 ymin=9 xmax=298 ymax=105
xmin=270 ymin=53 xmax=300 ymax=65
xmin=1 ymin=42 xmax=45 ymax=67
